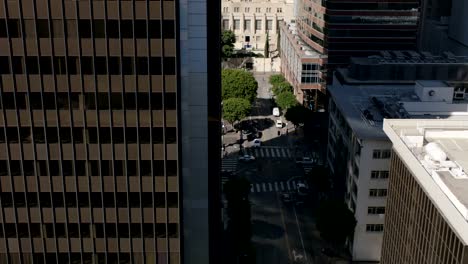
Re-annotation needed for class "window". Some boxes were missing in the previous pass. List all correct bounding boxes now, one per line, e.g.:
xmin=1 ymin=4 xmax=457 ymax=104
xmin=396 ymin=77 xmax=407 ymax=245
xmin=255 ymin=19 xmax=262 ymax=30
xmin=36 ymin=20 xmax=50 ymax=38
xmin=368 ymin=207 xmax=385 ymax=215
xmin=162 ymin=20 xmax=175 ymax=39
xmin=234 ymin=7 xmax=240 ymax=12
xmin=373 ymin=149 xmax=391 ymax=159
xmin=255 ymin=7 xmax=261 ymax=13
xmin=366 ymin=224 xmax=384 ymax=232
xmin=266 ymin=7 xmax=271 ymax=13
xmin=277 ymin=19 xmax=283 ymax=29
xmin=266 ymin=20 xmax=273 ymax=30
xmin=369 ymin=189 xmax=387 ymax=197
xmin=245 ymin=7 xmax=250 ymax=12
xmin=233 ymin=20 xmax=240 ymax=30
xmin=277 ymin=7 xmax=282 ymax=13
xmin=371 ymin=170 xmax=389 ymax=179
xmin=223 ymin=7 xmax=229 ymax=12
xmin=244 ymin=20 xmax=251 ymax=30
xmin=222 ymin=19 xmax=229 ymax=30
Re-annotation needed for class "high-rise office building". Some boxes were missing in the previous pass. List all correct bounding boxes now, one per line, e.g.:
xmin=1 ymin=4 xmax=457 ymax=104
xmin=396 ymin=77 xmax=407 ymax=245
xmin=0 ymin=1 xmax=220 ymax=263
xmin=382 ymin=119 xmax=468 ymax=264
xmin=280 ymin=0 xmax=422 ymax=105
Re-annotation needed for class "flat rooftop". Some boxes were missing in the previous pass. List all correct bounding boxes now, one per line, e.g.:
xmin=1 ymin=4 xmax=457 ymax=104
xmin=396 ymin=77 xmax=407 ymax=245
xmin=328 ymin=78 xmax=468 ymax=140
xmin=384 ymin=119 xmax=468 ymax=244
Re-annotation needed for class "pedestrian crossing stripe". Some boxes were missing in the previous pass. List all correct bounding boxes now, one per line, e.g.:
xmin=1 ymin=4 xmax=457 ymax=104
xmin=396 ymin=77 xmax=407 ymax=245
xmin=222 ymin=158 xmax=237 ymax=172
xmin=243 ymin=147 xmax=293 ymax=159
xmin=249 ymin=180 xmax=303 ymax=193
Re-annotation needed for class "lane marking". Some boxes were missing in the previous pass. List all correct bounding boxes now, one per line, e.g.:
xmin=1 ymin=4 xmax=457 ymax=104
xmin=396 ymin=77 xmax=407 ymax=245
xmin=262 ymin=183 xmax=266 ymax=192
xmin=274 ymin=182 xmax=279 ymax=191
xmin=256 ymin=184 xmax=261 ymax=192
xmin=250 ymin=184 xmax=254 ymax=193
xmin=280 ymin=182 xmax=284 ymax=191
xmin=268 ymin=183 xmax=273 ymax=191
xmin=286 ymin=181 xmax=291 ymax=190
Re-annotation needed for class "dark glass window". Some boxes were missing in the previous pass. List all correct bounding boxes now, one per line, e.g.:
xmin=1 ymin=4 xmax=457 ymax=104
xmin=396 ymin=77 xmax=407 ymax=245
xmin=36 ymin=20 xmax=50 ymax=38
xmin=164 ymin=57 xmax=176 ymax=75
xmin=39 ymin=57 xmax=53 ymax=74
xmin=78 ymin=20 xmax=92 ymax=38
xmin=12 ymin=57 xmax=23 ymax=74
xmin=134 ymin=20 xmax=147 ymax=38
xmin=93 ymin=20 xmax=105 ymax=38
xmin=162 ymin=20 xmax=175 ymax=38
xmin=122 ymin=57 xmax=134 ymax=75
xmin=165 ymin=93 xmax=176 ymax=110
xmin=107 ymin=20 xmax=119 ymax=38
xmin=0 ymin=57 xmax=9 ymax=74
xmin=7 ymin=19 xmax=21 ymax=38
xmin=108 ymin=57 xmax=121 ymax=75
xmin=136 ymin=57 xmax=148 ymax=75
xmin=81 ymin=57 xmax=94 ymax=74
xmin=166 ymin=127 xmax=177 ymax=143
xmin=26 ymin=57 xmax=39 ymax=74
xmin=0 ymin=20 xmax=6 ymax=37
xmin=148 ymin=20 xmax=161 ymax=38
xmin=150 ymin=57 xmax=161 ymax=75
xmin=95 ymin=57 xmax=107 ymax=75
xmin=120 ymin=20 xmax=133 ymax=38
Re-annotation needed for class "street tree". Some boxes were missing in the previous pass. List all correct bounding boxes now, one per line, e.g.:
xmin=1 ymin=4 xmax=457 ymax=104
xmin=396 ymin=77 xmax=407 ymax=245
xmin=275 ymin=91 xmax=298 ymax=110
xmin=221 ymin=30 xmax=236 ymax=59
xmin=269 ymin=74 xmax=286 ymax=87
xmin=222 ymin=69 xmax=258 ymax=103
xmin=285 ymin=105 xmax=311 ymax=127
xmin=316 ymin=200 xmax=357 ymax=248
xmin=224 ymin=177 xmax=253 ymax=256
xmin=223 ymin=98 xmax=251 ymax=125
xmin=272 ymin=81 xmax=293 ymax=96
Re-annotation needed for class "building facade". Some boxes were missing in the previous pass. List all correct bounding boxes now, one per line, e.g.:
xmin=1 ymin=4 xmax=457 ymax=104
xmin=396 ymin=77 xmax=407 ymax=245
xmin=327 ymin=51 xmax=468 ymax=261
xmin=279 ymin=22 xmax=326 ymax=109
xmin=221 ymin=0 xmax=294 ymax=52
xmin=0 ymin=1 xmax=221 ymax=263
xmin=382 ymin=119 xmax=468 ymax=264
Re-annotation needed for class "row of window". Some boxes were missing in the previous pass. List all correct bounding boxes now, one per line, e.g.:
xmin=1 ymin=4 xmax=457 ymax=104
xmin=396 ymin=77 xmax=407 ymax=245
xmin=370 ymin=170 xmax=389 ymax=179
xmin=0 ymin=159 xmax=177 ymax=177
xmin=366 ymin=224 xmax=384 ymax=232
xmin=0 ymin=192 xmax=178 ymax=208
xmin=368 ymin=206 xmax=385 ymax=215
xmin=373 ymin=149 xmax=391 ymax=159
xmin=0 ymin=92 xmax=176 ymax=110
xmin=0 ymin=223 xmax=178 ymax=239
xmin=222 ymin=19 xmax=282 ymax=31
xmin=0 ymin=56 xmax=176 ymax=75
xmin=0 ymin=127 xmax=177 ymax=145
xmin=369 ymin=188 xmax=387 ymax=197
xmin=224 ymin=7 xmax=283 ymax=13
xmin=0 ymin=19 xmax=174 ymax=39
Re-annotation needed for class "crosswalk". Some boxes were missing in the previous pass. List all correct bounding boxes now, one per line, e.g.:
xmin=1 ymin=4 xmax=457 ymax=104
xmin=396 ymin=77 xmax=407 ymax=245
xmin=250 ymin=180 xmax=303 ymax=193
xmin=243 ymin=147 xmax=293 ymax=159
xmin=221 ymin=158 xmax=238 ymax=173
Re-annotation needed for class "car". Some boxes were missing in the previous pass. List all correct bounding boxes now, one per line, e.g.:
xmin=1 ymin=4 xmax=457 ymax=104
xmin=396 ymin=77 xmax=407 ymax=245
xmin=238 ymin=155 xmax=255 ymax=162
xmin=253 ymin=139 xmax=261 ymax=148
xmin=281 ymin=193 xmax=296 ymax=203
xmin=273 ymin=107 xmax=280 ymax=117
xmin=296 ymin=157 xmax=314 ymax=165
xmin=276 ymin=119 xmax=283 ymax=128
xmin=297 ymin=183 xmax=309 ymax=196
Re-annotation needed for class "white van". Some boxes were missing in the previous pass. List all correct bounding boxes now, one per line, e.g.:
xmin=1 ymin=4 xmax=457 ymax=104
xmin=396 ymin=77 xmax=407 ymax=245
xmin=273 ymin=107 xmax=280 ymax=117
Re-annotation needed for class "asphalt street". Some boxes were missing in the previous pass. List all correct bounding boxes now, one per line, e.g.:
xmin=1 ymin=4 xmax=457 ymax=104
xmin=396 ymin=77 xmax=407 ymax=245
xmin=232 ymin=73 xmax=321 ymax=264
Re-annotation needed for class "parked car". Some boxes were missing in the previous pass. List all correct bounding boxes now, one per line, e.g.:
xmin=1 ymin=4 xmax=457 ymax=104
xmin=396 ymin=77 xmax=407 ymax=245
xmin=273 ymin=107 xmax=280 ymax=117
xmin=276 ymin=119 xmax=283 ymax=128
xmin=238 ymin=155 xmax=256 ymax=162
xmin=253 ymin=139 xmax=261 ymax=148
xmin=295 ymin=157 xmax=314 ymax=165
xmin=297 ymin=183 xmax=309 ymax=196
xmin=281 ymin=193 xmax=296 ymax=203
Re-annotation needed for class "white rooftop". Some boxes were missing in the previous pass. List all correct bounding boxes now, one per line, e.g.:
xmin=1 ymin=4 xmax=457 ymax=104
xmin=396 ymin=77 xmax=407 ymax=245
xmin=384 ymin=119 xmax=468 ymax=245
xmin=329 ymin=78 xmax=468 ymax=140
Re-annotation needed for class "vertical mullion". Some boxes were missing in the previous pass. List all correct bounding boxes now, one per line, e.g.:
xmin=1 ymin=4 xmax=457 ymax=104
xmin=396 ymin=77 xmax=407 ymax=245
xmin=159 ymin=1 xmax=170 ymax=262
xmin=104 ymin=2 xmax=120 ymax=263
xmin=83 ymin=0 xmax=109 ymax=261
xmin=145 ymin=2 xmax=158 ymax=263
xmin=81 ymin=0 xmax=101 ymax=261
xmin=0 ymin=74 xmax=13 ymax=264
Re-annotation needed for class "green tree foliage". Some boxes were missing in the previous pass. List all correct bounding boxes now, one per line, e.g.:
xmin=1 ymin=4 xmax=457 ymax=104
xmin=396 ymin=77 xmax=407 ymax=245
xmin=222 ymin=69 xmax=258 ymax=103
xmin=224 ymin=177 xmax=252 ymax=254
xmin=269 ymin=74 xmax=286 ymax=87
xmin=316 ymin=200 xmax=357 ymax=247
xmin=275 ymin=91 xmax=298 ymax=110
xmin=223 ymin=98 xmax=251 ymax=125
xmin=221 ymin=30 xmax=236 ymax=59
xmin=285 ymin=105 xmax=312 ymax=127
xmin=272 ymin=81 xmax=293 ymax=96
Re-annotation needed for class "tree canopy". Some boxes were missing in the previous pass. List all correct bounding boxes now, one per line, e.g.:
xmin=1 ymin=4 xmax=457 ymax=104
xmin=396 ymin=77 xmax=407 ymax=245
xmin=223 ymin=98 xmax=251 ymax=125
xmin=222 ymin=69 xmax=258 ymax=103
xmin=316 ymin=200 xmax=357 ymax=247
xmin=275 ymin=91 xmax=298 ymax=110
xmin=269 ymin=74 xmax=286 ymax=87
xmin=221 ymin=30 xmax=235 ymax=59
xmin=272 ymin=81 xmax=293 ymax=96
xmin=285 ymin=105 xmax=312 ymax=127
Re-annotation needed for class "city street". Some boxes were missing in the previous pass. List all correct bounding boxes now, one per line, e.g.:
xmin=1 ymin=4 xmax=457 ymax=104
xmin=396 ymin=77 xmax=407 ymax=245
xmin=222 ymin=73 xmax=330 ymax=264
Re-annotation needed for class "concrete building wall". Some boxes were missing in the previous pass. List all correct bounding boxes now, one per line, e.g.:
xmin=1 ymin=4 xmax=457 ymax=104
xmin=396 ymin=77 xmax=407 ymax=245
xmin=221 ymin=0 xmax=294 ymax=52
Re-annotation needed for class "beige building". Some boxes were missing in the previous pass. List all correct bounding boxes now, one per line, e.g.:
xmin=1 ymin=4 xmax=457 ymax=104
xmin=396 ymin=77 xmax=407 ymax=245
xmin=382 ymin=119 xmax=468 ymax=264
xmin=221 ymin=0 xmax=294 ymax=53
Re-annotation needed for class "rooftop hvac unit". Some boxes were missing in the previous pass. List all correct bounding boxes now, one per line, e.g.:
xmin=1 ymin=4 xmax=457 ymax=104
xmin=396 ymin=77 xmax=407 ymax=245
xmin=425 ymin=142 xmax=447 ymax=162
